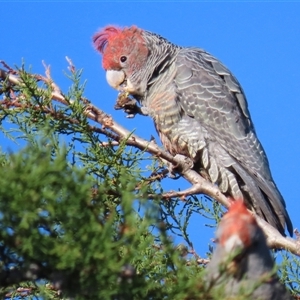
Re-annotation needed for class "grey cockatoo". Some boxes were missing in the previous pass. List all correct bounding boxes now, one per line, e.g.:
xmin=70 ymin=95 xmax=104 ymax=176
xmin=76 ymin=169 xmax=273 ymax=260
xmin=93 ymin=25 xmax=293 ymax=236
xmin=206 ymin=200 xmax=293 ymax=299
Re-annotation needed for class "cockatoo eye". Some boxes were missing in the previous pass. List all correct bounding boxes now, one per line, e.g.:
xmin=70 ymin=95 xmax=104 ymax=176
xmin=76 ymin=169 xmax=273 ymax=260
xmin=120 ymin=56 xmax=127 ymax=63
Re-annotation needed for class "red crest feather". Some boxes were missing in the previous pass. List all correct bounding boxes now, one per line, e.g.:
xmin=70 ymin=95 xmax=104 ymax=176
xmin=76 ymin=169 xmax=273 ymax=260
xmin=226 ymin=200 xmax=253 ymax=219
xmin=219 ymin=200 xmax=257 ymax=247
xmin=93 ymin=26 xmax=122 ymax=53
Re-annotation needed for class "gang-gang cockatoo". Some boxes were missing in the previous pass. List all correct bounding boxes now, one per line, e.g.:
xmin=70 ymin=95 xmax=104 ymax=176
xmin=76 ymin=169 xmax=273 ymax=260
xmin=93 ymin=25 xmax=293 ymax=236
xmin=206 ymin=200 xmax=293 ymax=299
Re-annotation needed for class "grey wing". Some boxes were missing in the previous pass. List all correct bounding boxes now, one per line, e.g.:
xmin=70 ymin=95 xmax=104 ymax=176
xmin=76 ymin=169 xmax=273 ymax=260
xmin=174 ymin=48 xmax=292 ymax=235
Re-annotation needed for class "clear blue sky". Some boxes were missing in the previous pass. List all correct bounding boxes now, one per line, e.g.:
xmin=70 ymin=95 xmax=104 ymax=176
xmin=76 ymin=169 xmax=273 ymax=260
xmin=1 ymin=2 xmax=300 ymax=257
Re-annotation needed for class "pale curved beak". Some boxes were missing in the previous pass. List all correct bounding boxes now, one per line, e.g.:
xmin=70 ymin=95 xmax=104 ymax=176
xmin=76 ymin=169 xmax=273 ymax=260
xmin=106 ymin=70 xmax=126 ymax=90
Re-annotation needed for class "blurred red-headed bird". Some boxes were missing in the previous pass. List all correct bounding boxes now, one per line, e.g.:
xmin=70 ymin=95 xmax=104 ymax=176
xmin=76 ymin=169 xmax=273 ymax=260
xmin=206 ymin=200 xmax=292 ymax=299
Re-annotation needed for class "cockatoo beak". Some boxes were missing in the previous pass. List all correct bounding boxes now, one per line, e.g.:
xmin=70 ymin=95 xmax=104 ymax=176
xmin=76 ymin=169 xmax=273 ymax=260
xmin=106 ymin=70 xmax=126 ymax=90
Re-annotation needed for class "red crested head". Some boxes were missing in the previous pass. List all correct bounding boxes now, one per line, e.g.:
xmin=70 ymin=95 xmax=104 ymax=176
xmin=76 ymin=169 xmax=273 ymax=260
xmin=218 ymin=200 xmax=258 ymax=249
xmin=93 ymin=25 xmax=149 ymax=71
xmin=225 ymin=200 xmax=255 ymax=222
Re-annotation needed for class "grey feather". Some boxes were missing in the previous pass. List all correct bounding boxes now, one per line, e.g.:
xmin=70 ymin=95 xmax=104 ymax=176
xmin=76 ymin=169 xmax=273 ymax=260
xmin=218 ymin=167 xmax=229 ymax=193
xmin=208 ymin=156 xmax=219 ymax=184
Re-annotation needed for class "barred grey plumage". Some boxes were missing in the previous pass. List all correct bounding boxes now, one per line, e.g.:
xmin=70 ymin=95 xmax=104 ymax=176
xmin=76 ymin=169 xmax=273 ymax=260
xmin=93 ymin=25 xmax=293 ymax=236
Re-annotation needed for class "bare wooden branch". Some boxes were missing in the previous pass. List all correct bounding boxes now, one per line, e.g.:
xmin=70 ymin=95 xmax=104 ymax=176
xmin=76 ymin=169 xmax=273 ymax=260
xmin=1 ymin=66 xmax=300 ymax=256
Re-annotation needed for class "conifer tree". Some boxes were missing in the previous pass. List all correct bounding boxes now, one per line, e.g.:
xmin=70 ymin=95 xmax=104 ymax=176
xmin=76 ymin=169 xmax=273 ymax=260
xmin=0 ymin=62 xmax=299 ymax=299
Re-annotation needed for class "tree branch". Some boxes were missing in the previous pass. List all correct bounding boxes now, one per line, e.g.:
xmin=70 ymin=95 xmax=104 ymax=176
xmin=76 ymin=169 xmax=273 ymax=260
xmin=1 ymin=65 xmax=300 ymax=256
